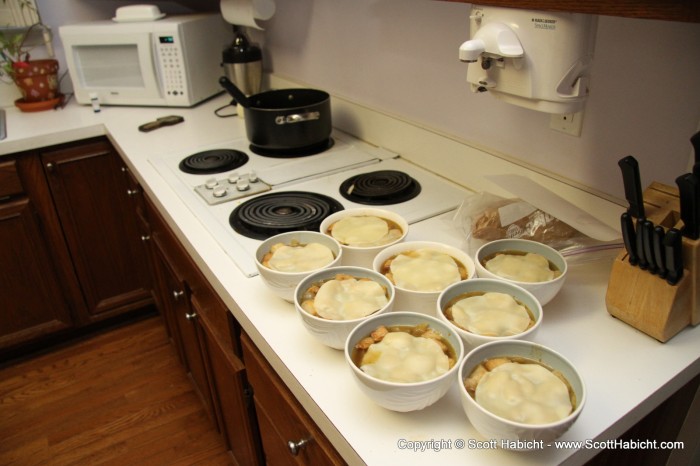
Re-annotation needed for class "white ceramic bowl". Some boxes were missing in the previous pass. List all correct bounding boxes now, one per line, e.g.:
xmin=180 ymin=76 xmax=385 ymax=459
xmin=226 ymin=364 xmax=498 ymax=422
xmin=458 ymin=340 xmax=586 ymax=449
xmin=474 ymin=239 xmax=567 ymax=306
xmin=437 ymin=278 xmax=542 ymax=350
xmin=255 ymin=231 xmax=342 ymax=302
xmin=294 ymin=266 xmax=396 ymax=350
xmin=319 ymin=208 xmax=409 ymax=268
xmin=345 ymin=311 xmax=464 ymax=412
xmin=372 ymin=241 xmax=476 ymax=315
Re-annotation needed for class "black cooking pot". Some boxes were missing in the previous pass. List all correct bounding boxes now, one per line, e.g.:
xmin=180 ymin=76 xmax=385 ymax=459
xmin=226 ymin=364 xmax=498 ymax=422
xmin=219 ymin=76 xmax=332 ymax=152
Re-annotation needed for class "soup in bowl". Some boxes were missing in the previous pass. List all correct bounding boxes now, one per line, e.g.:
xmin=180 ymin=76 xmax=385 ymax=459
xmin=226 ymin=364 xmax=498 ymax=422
xmin=345 ymin=311 xmax=464 ymax=412
xmin=320 ymin=208 xmax=408 ymax=268
xmin=372 ymin=241 xmax=475 ymax=315
xmin=475 ymin=239 xmax=567 ymax=306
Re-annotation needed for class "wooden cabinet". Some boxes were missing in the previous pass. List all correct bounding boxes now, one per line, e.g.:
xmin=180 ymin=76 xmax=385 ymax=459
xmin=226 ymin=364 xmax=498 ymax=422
xmin=40 ymin=138 xmax=152 ymax=321
xmin=0 ymin=160 xmax=74 ymax=350
xmin=143 ymin=194 xmax=263 ymax=466
xmin=0 ymin=138 xmax=153 ymax=356
xmin=242 ymin=333 xmax=346 ymax=466
xmin=439 ymin=0 xmax=700 ymax=23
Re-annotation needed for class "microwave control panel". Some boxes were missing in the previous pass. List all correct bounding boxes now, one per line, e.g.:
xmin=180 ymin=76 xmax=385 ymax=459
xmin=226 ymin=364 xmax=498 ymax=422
xmin=156 ymin=35 xmax=187 ymax=103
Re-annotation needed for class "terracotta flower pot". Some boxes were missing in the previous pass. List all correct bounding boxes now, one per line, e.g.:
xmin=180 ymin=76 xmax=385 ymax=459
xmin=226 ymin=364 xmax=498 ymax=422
xmin=12 ymin=59 xmax=59 ymax=103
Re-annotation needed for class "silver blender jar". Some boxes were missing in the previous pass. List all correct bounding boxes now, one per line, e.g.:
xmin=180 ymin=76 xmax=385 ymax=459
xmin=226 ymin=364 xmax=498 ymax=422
xmin=222 ymin=28 xmax=262 ymax=102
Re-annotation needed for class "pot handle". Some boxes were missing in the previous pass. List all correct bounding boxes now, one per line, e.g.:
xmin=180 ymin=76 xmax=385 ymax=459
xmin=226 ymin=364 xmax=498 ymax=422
xmin=275 ymin=111 xmax=321 ymax=125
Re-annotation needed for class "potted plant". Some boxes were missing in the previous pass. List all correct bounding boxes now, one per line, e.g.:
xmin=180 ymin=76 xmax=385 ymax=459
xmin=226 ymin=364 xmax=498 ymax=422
xmin=0 ymin=0 xmax=60 ymax=107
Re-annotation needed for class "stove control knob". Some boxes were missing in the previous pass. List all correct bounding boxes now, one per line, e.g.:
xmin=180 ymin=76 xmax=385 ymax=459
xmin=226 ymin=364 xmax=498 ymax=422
xmin=249 ymin=170 xmax=259 ymax=183
xmin=213 ymin=186 xmax=228 ymax=198
xmin=205 ymin=178 xmax=218 ymax=190
xmin=237 ymin=177 xmax=250 ymax=192
xmin=227 ymin=172 xmax=240 ymax=184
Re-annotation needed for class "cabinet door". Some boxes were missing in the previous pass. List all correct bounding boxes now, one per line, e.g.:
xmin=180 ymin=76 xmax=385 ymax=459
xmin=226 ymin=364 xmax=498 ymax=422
xmin=0 ymin=197 xmax=74 ymax=350
xmin=40 ymin=138 xmax=152 ymax=321
xmin=198 ymin=306 xmax=263 ymax=466
xmin=150 ymin=234 xmax=217 ymax=426
xmin=242 ymin=334 xmax=346 ymax=466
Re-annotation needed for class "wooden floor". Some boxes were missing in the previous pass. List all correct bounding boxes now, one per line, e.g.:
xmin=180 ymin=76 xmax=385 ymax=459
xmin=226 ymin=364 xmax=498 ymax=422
xmin=0 ymin=316 xmax=234 ymax=466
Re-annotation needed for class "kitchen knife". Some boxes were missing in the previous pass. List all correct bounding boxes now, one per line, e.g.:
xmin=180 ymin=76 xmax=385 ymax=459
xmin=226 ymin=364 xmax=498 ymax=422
xmin=676 ymin=173 xmax=700 ymax=240
xmin=618 ymin=156 xmax=646 ymax=219
xmin=642 ymin=220 xmax=657 ymax=274
xmin=663 ymin=228 xmax=683 ymax=285
xmin=653 ymin=225 xmax=667 ymax=278
xmin=635 ymin=218 xmax=648 ymax=269
xmin=618 ymin=156 xmax=648 ymax=268
xmin=620 ymin=212 xmax=638 ymax=265
xmin=691 ymin=130 xmax=700 ymax=177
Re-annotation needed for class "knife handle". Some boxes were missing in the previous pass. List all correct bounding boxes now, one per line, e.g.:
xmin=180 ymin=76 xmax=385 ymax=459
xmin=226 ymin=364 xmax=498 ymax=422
xmin=620 ymin=212 xmax=638 ymax=265
xmin=676 ymin=173 xmax=700 ymax=240
xmin=642 ymin=220 xmax=657 ymax=274
xmin=691 ymin=131 xmax=700 ymax=177
xmin=635 ymin=218 xmax=648 ymax=269
xmin=663 ymin=228 xmax=683 ymax=285
xmin=618 ymin=155 xmax=646 ymax=219
xmin=653 ymin=225 xmax=667 ymax=278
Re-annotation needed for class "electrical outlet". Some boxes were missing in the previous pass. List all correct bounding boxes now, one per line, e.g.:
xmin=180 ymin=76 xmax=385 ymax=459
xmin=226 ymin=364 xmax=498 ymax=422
xmin=550 ymin=111 xmax=584 ymax=137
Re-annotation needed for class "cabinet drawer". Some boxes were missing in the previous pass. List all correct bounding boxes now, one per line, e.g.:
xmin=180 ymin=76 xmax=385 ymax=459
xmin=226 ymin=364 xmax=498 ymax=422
xmin=241 ymin=333 xmax=345 ymax=465
xmin=0 ymin=159 xmax=24 ymax=198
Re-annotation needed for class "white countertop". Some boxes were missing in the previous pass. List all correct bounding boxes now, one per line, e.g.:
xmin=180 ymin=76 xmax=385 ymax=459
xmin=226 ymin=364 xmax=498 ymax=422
xmin=3 ymin=93 xmax=699 ymax=465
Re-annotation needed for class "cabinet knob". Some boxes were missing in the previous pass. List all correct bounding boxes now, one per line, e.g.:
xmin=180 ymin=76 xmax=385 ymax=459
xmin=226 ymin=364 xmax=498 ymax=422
xmin=141 ymin=235 xmax=151 ymax=242
xmin=287 ymin=438 xmax=310 ymax=456
xmin=45 ymin=162 xmax=54 ymax=172
xmin=172 ymin=290 xmax=184 ymax=300
xmin=126 ymin=188 xmax=140 ymax=196
xmin=185 ymin=312 xmax=198 ymax=321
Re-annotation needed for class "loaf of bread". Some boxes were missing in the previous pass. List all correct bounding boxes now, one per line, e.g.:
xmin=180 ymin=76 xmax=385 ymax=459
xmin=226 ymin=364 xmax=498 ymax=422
xmin=471 ymin=198 xmax=577 ymax=243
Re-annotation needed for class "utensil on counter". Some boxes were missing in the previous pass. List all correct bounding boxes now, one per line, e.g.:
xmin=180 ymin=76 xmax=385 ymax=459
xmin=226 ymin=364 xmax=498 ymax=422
xmin=620 ymin=212 xmax=638 ymax=265
xmin=676 ymin=173 xmax=699 ymax=240
xmin=691 ymin=130 xmax=700 ymax=177
xmin=642 ymin=220 xmax=657 ymax=274
xmin=618 ymin=155 xmax=648 ymax=268
xmin=218 ymin=76 xmax=332 ymax=152
xmin=653 ymin=225 xmax=667 ymax=278
xmin=138 ymin=115 xmax=184 ymax=132
xmin=663 ymin=228 xmax=684 ymax=285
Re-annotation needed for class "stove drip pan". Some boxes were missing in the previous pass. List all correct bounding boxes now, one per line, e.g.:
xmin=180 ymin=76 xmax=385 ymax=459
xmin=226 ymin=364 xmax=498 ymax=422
xmin=249 ymin=138 xmax=334 ymax=158
xmin=229 ymin=191 xmax=344 ymax=240
xmin=179 ymin=149 xmax=249 ymax=174
xmin=339 ymin=170 xmax=421 ymax=205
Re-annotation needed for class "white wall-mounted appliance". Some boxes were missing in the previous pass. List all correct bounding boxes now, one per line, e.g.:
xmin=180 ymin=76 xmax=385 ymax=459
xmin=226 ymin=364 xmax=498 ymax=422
xmin=59 ymin=13 xmax=232 ymax=107
xmin=459 ymin=5 xmax=598 ymax=114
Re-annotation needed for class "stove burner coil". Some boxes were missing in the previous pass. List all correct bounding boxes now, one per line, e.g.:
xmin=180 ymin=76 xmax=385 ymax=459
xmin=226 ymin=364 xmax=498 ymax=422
xmin=249 ymin=138 xmax=334 ymax=158
xmin=179 ymin=149 xmax=249 ymax=174
xmin=339 ymin=170 xmax=421 ymax=205
xmin=229 ymin=191 xmax=344 ymax=240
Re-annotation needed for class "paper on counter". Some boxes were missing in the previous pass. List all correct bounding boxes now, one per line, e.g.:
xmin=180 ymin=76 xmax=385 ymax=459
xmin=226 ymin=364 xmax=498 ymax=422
xmin=220 ymin=0 xmax=275 ymax=29
xmin=487 ymin=174 xmax=621 ymax=242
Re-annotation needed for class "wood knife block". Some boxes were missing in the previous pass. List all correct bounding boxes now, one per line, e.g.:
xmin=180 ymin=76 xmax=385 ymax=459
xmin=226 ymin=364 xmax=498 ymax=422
xmin=606 ymin=182 xmax=699 ymax=342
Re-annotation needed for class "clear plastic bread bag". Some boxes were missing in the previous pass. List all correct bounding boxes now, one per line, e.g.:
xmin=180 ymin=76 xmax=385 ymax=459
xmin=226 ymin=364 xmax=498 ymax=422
xmin=454 ymin=191 xmax=623 ymax=263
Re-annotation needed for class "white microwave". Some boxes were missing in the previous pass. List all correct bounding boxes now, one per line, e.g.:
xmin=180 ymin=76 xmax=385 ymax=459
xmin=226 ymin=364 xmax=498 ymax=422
xmin=59 ymin=14 xmax=232 ymax=107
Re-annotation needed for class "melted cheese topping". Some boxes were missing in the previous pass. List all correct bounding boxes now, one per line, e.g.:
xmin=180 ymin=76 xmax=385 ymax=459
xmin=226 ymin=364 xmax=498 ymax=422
xmin=451 ymin=292 xmax=531 ymax=336
xmin=360 ymin=331 xmax=449 ymax=383
xmin=475 ymin=362 xmax=572 ymax=424
xmin=330 ymin=216 xmax=401 ymax=247
xmin=314 ymin=278 xmax=388 ymax=320
xmin=390 ymin=249 xmax=461 ymax=292
xmin=267 ymin=243 xmax=334 ymax=272
xmin=485 ymin=252 xmax=556 ymax=283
